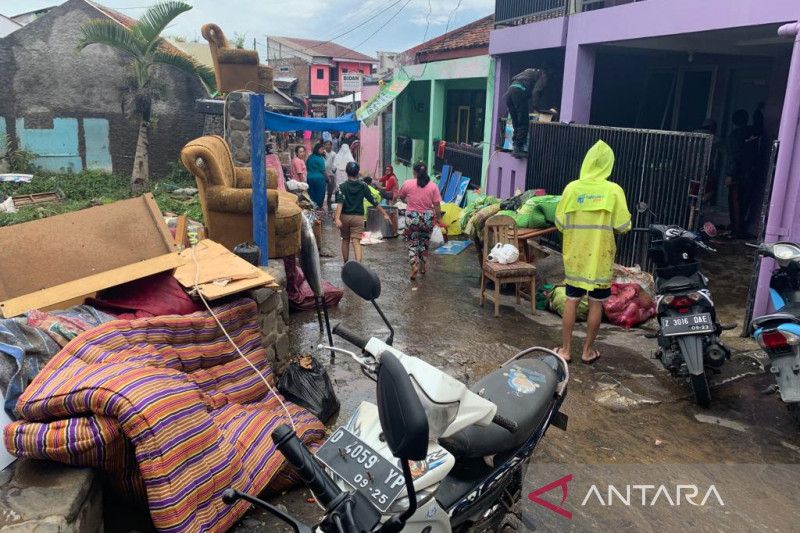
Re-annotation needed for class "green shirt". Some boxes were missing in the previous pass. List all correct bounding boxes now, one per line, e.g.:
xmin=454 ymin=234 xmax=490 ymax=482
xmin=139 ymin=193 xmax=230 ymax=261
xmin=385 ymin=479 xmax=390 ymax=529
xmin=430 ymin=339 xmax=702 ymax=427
xmin=336 ymin=180 xmax=378 ymax=216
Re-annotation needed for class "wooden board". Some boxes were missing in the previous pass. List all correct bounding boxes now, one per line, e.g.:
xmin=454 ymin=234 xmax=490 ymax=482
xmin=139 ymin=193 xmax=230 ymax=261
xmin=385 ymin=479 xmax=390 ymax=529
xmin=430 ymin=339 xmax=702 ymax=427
xmin=0 ymin=194 xmax=180 ymax=318
xmin=174 ymin=240 xmax=277 ymax=301
xmin=1 ymin=254 xmax=181 ymax=318
xmin=12 ymin=192 xmax=59 ymax=207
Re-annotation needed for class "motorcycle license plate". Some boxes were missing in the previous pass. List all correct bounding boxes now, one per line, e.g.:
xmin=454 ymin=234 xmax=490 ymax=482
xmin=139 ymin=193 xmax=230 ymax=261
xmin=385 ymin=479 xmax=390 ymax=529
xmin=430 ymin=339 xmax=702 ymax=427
xmin=661 ymin=313 xmax=714 ymax=337
xmin=315 ymin=427 xmax=405 ymax=513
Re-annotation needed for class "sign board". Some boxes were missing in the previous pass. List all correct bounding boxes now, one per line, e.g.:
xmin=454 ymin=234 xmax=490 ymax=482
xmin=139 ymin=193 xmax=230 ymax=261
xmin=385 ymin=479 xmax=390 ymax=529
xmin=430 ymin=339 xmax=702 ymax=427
xmin=356 ymin=79 xmax=410 ymax=127
xmin=341 ymin=73 xmax=363 ymax=93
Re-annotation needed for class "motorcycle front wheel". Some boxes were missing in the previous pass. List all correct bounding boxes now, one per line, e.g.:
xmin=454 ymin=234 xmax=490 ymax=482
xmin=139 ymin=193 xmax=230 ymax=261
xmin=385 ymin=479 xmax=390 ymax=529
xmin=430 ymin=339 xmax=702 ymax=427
xmin=691 ymin=373 xmax=711 ymax=407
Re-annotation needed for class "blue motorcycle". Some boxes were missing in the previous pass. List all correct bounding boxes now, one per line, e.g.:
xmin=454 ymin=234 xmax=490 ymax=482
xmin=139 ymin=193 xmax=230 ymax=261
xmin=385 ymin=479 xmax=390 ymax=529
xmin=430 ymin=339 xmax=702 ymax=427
xmin=750 ymin=241 xmax=800 ymax=427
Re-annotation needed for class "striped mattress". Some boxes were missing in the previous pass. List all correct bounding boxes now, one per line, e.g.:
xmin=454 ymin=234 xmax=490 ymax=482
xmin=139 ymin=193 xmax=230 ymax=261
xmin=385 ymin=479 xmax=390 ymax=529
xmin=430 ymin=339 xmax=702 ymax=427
xmin=4 ymin=298 xmax=325 ymax=532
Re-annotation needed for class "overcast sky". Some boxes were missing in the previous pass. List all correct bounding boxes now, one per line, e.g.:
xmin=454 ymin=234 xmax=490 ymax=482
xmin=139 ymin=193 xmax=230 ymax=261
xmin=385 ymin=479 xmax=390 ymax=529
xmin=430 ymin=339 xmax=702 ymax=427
xmin=1 ymin=0 xmax=494 ymax=56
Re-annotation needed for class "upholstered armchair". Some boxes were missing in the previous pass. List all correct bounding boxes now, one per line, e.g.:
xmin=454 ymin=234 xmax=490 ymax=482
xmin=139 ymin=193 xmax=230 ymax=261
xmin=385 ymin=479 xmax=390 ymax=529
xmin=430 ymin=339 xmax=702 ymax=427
xmin=201 ymin=23 xmax=273 ymax=94
xmin=180 ymin=136 xmax=302 ymax=258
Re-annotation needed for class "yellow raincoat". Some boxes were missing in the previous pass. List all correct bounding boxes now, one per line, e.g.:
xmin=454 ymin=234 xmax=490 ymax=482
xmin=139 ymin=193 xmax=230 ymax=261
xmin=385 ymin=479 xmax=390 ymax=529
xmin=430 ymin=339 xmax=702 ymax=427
xmin=555 ymin=140 xmax=631 ymax=291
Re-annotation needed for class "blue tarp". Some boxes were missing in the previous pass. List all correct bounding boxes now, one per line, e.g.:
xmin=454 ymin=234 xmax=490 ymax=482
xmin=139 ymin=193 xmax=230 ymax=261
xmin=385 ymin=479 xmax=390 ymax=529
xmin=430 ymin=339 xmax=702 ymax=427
xmin=264 ymin=110 xmax=360 ymax=133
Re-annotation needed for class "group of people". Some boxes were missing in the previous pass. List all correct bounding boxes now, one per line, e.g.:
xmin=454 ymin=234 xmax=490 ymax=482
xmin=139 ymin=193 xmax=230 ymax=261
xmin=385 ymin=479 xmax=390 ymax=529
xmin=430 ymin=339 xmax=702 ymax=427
xmin=289 ymin=140 xmax=357 ymax=210
xmin=285 ymin=137 xmax=442 ymax=280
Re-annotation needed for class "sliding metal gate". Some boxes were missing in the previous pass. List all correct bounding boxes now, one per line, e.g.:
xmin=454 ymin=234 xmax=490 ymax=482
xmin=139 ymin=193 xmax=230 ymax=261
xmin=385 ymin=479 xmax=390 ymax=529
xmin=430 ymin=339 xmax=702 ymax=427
xmin=527 ymin=122 xmax=713 ymax=269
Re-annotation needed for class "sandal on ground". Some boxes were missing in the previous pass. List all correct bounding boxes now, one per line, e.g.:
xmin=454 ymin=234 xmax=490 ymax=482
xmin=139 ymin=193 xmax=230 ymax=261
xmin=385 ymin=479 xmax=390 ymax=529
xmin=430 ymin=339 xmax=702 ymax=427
xmin=553 ymin=347 xmax=572 ymax=363
xmin=582 ymin=349 xmax=601 ymax=365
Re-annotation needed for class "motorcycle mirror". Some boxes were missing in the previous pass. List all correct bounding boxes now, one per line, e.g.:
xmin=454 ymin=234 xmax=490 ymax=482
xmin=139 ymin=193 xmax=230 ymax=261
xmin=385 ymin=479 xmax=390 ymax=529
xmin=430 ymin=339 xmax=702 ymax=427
xmin=342 ymin=261 xmax=382 ymax=301
xmin=637 ymin=201 xmax=649 ymax=214
xmin=376 ymin=353 xmax=429 ymax=461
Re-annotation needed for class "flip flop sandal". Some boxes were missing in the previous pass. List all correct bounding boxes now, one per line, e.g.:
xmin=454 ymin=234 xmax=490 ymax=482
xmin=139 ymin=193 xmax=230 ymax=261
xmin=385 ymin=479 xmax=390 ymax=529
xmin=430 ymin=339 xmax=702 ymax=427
xmin=553 ymin=347 xmax=572 ymax=363
xmin=582 ymin=350 xmax=601 ymax=365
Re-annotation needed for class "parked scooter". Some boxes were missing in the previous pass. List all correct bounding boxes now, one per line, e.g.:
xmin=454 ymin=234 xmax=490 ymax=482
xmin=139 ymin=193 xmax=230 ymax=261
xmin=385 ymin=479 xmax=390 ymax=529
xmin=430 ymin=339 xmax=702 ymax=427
xmin=748 ymin=241 xmax=800 ymax=427
xmin=224 ymin=261 xmax=570 ymax=532
xmin=636 ymin=203 xmax=731 ymax=407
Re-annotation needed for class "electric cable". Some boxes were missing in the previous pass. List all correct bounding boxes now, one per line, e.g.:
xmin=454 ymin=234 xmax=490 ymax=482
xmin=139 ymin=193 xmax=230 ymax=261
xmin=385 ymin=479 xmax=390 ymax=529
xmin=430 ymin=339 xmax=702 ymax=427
xmin=350 ymin=0 xmax=414 ymax=52
xmin=189 ymin=234 xmax=297 ymax=433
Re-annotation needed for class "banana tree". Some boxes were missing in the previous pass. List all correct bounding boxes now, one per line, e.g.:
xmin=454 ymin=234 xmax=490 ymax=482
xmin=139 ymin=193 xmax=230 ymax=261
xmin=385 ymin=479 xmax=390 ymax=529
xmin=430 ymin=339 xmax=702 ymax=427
xmin=77 ymin=1 xmax=215 ymax=192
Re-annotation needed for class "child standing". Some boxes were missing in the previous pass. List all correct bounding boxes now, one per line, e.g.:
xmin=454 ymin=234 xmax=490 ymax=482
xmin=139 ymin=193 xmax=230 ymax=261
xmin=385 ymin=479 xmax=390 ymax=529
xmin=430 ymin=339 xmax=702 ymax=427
xmin=335 ymin=162 xmax=390 ymax=263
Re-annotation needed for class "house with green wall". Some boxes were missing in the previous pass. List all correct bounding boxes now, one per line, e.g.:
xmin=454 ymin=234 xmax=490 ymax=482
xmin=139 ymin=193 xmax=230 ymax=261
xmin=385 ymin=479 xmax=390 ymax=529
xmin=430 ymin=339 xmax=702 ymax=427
xmin=357 ymin=15 xmax=494 ymax=192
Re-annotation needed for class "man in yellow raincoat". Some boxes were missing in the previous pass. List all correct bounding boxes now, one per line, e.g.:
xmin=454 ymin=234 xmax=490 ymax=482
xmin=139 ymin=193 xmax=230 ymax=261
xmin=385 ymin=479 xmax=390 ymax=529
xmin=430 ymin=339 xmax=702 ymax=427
xmin=554 ymin=140 xmax=631 ymax=364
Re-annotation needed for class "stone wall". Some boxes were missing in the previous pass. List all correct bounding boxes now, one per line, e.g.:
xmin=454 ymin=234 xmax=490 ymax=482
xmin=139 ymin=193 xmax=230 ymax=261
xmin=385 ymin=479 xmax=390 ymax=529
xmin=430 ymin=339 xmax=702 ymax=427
xmin=224 ymin=91 xmax=253 ymax=167
xmin=0 ymin=0 xmax=206 ymax=176
xmin=248 ymin=261 xmax=292 ymax=373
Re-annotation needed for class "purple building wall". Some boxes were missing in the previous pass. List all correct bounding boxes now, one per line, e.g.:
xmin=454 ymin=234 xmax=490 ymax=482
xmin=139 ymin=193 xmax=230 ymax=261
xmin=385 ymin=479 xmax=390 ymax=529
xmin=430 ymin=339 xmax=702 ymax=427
xmin=487 ymin=0 xmax=800 ymax=314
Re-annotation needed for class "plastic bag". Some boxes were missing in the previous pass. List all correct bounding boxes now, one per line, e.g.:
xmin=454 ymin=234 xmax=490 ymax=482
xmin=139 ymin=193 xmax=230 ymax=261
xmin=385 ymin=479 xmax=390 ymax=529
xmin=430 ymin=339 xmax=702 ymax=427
xmin=277 ymin=354 xmax=340 ymax=424
xmin=430 ymin=225 xmax=445 ymax=249
xmin=603 ymin=282 xmax=656 ymax=329
xmin=548 ymin=286 xmax=589 ymax=321
xmin=488 ymin=243 xmax=519 ymax=264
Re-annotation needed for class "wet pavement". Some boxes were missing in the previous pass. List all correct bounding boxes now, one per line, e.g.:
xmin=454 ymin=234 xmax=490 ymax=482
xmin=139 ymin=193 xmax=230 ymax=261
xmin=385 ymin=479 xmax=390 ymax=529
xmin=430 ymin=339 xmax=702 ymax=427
xmin=108 ymin=220 xmax=800 ymax=532
xmin=235 ymin=219 xmax=800 ymax=532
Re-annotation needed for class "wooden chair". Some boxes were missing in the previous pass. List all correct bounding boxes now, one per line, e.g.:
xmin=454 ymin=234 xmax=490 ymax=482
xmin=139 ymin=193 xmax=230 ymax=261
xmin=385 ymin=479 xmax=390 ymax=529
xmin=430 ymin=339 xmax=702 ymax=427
xmin=480 ymin=214 xmax=537 ymax=317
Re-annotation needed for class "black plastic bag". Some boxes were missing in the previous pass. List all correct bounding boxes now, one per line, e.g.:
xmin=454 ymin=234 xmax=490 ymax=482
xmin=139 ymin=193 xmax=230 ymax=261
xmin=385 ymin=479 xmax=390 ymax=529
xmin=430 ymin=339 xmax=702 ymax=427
xmin=278 ymin=355 xmax=340 ymax=424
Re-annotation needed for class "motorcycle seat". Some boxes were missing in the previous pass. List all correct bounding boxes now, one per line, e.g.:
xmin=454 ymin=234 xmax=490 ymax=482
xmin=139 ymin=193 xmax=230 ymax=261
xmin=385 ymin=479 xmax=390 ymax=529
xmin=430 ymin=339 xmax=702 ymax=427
xmin=657 ymin=273 xmax=704 ymax=293
xmin=439 ymin=358 xmax=558 ymax=459
xmin=751 ymin=303 xmax=800 ymax=329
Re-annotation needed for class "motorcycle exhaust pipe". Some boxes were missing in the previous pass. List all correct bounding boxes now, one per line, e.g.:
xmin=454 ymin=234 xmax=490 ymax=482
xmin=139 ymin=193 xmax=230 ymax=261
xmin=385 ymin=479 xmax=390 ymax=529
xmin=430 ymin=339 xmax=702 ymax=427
xmin=704 ymin=343 xmax=727 ymax=368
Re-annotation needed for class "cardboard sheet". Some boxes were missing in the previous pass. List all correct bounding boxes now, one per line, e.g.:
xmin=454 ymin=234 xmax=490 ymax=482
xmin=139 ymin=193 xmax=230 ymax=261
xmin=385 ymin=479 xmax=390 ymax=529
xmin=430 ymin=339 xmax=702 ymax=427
xmin=174 ymin=240 xmax=278 ymax=300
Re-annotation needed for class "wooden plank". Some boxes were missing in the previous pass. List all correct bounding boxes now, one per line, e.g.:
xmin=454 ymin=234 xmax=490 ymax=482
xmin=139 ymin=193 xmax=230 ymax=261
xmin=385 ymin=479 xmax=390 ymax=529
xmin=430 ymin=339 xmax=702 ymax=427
xmin=12 ymin=192 xmax=59 ymax=207
xmin=0 ymin=194 xmax=178 ymax=302
xmin=174 ymin=215 xmax=188 ymax=249
xmin=0 ymin=253 xmax=182 ymax=318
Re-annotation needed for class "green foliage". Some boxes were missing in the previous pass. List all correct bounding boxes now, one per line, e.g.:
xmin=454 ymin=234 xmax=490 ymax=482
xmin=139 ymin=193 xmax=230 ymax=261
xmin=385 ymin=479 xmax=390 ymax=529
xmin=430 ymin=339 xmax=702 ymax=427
xmin=0 ymin=165 xmax=202 ymax=227
xmin=232 ymin=32 xmax=246 ymax=49
xmin=1 ymin=136 xmax=40 ymax=174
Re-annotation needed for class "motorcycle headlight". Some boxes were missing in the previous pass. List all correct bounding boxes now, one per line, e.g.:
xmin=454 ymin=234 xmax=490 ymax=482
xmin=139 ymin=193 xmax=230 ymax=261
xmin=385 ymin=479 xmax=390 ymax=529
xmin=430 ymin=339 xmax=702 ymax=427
xmin=410 ymin=377 xmax=458 ymax=440
xmin=773 ymin=243 xmax=800 ymax=261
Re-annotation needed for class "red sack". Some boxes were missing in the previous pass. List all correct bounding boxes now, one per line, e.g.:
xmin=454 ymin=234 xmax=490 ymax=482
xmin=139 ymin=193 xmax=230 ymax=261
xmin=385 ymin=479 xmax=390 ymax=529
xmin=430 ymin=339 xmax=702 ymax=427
xmin=285 ymin=263 xmax=343 ymax=312
xmin=603 ymin=283 xmax=656 ymax=329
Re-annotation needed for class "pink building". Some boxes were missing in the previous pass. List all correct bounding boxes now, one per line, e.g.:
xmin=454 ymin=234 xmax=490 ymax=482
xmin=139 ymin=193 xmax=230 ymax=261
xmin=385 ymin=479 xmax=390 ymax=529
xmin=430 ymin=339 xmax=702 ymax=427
xmin=266 ymin=36 xmax=377 ymax=114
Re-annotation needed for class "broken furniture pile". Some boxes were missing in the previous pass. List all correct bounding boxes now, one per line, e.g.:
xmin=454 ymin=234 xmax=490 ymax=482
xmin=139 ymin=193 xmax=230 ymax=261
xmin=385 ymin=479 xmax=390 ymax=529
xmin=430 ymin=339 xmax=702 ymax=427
xmin=0 ymin=194 xmax=325 ymax=532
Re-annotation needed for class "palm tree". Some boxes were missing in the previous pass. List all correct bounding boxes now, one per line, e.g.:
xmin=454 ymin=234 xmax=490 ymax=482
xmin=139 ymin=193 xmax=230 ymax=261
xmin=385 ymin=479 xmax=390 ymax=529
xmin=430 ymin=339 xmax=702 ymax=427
xmin=77 ymin=1 xmax=215 ymax=192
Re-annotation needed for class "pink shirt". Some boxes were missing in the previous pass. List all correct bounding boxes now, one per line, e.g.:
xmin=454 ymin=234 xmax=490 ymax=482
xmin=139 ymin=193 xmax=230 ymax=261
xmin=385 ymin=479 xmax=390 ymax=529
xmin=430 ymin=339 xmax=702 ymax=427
xmin=397 ymin=180 xmax=442 ymax=213
xmin=290 ymin=156 xmax=307 ymax=182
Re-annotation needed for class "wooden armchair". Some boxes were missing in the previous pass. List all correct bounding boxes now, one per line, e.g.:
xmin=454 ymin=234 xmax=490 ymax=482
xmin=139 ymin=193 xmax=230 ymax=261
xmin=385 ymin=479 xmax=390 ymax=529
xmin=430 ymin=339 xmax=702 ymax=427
xmin=480 ymin=214 xmax=537 ymax=317
xmin=180 ymin=135 xmax=301 ymax=258
xmin=201 ymin=23 xmax=273 ymax=93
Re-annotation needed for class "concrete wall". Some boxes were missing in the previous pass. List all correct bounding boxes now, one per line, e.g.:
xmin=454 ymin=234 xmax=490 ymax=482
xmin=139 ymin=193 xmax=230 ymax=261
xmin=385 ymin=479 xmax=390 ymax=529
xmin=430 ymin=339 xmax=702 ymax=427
xmin=0 ymin=15 xmax=20 ymax=38
xmin=359 ymin=84 xmax=382 ymax=178
xmin=310 ymin=63 xmax=330 ymax=97
xmin=485 ymin=0 xmax=800 ymax=197
xmin=0 ymin=0 xmax=206 ymax=176
xmin=270 ymin=56 xmax=310 ymax=96
xmin=392 ymin=55 xmax=494 ymax=186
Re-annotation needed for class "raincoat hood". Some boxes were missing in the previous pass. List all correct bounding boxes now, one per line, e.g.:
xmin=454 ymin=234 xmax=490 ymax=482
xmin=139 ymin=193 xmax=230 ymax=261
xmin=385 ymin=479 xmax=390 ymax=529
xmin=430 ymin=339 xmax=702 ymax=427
xmin=579 ymin=140 xmax=615 ymax=182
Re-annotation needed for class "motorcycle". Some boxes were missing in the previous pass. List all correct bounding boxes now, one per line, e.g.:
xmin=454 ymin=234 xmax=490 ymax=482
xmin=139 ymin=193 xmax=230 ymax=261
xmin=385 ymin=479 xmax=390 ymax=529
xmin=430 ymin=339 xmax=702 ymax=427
xmin=636 ymin=203 xmax=731 ymax=407
xmin=748 ymin=241 xmax=800 ymax=427
xmin=224 ymin=261 xmax=570 ymax=532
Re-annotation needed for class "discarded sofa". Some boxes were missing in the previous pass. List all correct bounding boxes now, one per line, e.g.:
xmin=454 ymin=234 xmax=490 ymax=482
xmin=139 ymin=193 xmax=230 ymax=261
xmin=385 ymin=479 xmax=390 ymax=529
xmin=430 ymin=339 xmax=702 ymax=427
xmin=181 ymin=135 xmax=302 ymax=258
xmin=201 ymin=23 xmax=273 ymax=94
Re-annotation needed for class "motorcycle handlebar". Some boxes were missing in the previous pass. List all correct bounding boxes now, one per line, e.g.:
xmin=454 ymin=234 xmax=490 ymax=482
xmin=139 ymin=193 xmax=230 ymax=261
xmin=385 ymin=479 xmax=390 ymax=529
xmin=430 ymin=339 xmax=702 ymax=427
xmin=332 ymin=324 xmax=369 ymax=351
xmin=272 ymin=424 xmax=342 ymax=509
xmin=492 ymin=413 xmax=518 ymax=433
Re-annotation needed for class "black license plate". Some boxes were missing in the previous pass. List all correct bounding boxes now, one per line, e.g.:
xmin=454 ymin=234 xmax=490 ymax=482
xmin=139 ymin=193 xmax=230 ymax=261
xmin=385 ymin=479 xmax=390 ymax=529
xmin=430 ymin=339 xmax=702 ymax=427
xmin=315 ymin=427 xmax=405 ymax=512
xmin=661 ymin=313 xmax=714 ymax=337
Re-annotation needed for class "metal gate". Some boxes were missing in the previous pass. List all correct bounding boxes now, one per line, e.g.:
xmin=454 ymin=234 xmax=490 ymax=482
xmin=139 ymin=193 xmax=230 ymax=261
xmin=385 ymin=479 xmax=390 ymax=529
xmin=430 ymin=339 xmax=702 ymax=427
xmin=526 ymin=122 xmax=713 ymax=269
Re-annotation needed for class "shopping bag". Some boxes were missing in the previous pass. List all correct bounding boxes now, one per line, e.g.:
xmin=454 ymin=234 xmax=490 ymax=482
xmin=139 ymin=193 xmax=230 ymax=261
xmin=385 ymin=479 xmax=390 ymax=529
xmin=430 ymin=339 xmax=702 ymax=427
xmin=430 ymin=225 xmax=445 ymax=249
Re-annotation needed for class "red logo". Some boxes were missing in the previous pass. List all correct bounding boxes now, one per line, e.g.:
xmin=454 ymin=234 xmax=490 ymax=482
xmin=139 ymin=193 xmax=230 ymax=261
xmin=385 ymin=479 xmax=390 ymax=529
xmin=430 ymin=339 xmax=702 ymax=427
xmin=528 ymin=474 xmax=573 ymax=519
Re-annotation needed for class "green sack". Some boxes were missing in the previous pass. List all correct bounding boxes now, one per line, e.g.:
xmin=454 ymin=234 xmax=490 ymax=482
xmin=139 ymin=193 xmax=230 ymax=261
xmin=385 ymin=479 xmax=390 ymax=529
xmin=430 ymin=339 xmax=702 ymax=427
xmin=548 ymin=286 xmax=589 ymax=321
xmin=515 ymin=200 xmax=547 ymax=228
